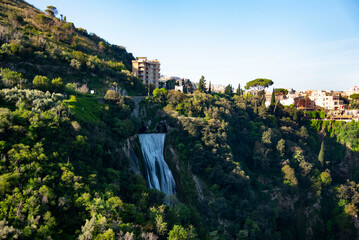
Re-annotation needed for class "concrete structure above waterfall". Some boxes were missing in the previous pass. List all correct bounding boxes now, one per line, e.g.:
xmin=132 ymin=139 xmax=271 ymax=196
xmin=132 ymin=57 xmax=160 ymax=89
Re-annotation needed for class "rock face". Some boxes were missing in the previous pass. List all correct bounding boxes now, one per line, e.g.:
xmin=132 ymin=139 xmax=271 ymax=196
xmin=130 ymin=96 xmax=147 ymax=119
xmin=122 ymin=137 xmax=141 ymax=175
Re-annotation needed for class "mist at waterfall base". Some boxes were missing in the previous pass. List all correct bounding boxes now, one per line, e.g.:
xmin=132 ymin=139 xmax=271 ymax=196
xmin=138 ymin=133 xmax=176 ymax=196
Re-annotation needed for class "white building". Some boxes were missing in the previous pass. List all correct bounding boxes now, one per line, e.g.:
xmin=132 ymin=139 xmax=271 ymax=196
xmin=309 ymin=90 xmax=345 ymax=110
xmin=175 ymin=85 xmax=184 ymax=92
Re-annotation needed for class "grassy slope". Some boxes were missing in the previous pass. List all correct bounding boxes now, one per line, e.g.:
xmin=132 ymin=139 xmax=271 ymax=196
xmin=64 ymin=95 xmax=103 ymax=123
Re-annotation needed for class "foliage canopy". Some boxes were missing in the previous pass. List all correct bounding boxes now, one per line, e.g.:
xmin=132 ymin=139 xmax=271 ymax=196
xmin=245 ymin=78 xmax=274 ymax=92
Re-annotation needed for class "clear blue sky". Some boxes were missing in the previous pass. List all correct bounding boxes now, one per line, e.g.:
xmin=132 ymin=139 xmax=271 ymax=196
xmin=26 ymin=0 xmax=359 ymax=91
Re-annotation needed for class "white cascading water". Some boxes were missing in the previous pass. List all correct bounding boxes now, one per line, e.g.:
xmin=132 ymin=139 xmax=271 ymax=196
xmin=138 ymin=133 xmax=176 ymax=195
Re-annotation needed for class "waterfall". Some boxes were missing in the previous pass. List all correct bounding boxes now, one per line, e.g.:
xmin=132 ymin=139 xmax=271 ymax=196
xmin=138 ymin=133 xmax=176 ymax=195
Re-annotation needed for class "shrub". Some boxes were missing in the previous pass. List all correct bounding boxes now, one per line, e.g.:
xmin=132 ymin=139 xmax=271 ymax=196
xmin=70 ymin=59 xmax=81 ymax=70
xmin=104 ymin=90 xmax=120 ymax=100
xmin=51 ymin=77 xmax=64 ymax=92
xmin=33 ymin=75 xmax=51 ymax=91
xmin=65 ymin=83 xmax=77 ymax=93
xmin=77 ymin=84 xmax=89 ymax=94
xmin=0 ymin=68 xmax=25 ymax=88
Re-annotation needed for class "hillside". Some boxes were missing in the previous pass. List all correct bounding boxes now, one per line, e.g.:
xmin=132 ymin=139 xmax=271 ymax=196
xmin=1 ymin=1 xmax=359 ymax=240
xmin=0 ymin=0 xmax=146 ymax=95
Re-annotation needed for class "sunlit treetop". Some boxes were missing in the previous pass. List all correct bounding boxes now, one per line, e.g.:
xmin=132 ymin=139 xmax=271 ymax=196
xmin=245 ymin=78 xmax=274 ymax=92
xmin=274 ymin=88 xmax=288 ymax=96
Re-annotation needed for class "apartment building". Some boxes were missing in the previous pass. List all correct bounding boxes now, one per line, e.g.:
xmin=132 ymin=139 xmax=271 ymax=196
xmin=309 ymin=90 xmax=345 ymax=110
xmin=132 ymin=57 xmax=160 ymax=88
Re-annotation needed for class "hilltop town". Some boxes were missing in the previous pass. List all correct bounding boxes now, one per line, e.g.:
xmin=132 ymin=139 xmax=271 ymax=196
xmin=132 ymin=57 xmax=359 ymax=121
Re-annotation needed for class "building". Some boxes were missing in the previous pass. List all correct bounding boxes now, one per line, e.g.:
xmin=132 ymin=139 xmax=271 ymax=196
xmin=345 ymin=109 xmax=359 ymax=116
xmin=264 ymin=89 xmax=297 ymax=107
xmin=175 ymin=85 xmax=184 ymax=92
xmin=294 ymin=97 xmax=316 ymax=110
xmin=344 ymin=86 xmax=359 ymax=99
xmin=132 ymin=57 xmax=160 ymax=88
xmin=159 ymin=76 xmax=183 ymax=90
xmin=212 ymin=84 xmax=226 ymax=93
xmin=309 ymin=90 xmax=345 ymax=110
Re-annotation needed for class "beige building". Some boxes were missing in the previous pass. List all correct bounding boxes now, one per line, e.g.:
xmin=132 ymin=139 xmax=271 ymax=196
xmin=132 ymin=57 xmax=160 ymax=88
xmin=309 ymin=90 xmax=345 ymax=110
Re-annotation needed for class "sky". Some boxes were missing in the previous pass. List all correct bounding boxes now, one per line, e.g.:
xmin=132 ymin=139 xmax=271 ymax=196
xmin=26 ymin=0 xmax=359 ymax=91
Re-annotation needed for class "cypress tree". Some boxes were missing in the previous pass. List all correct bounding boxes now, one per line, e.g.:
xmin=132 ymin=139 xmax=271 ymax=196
xmin=254 ymin=100 xmax=258 ymax=114
xmin=318 ymin=141 xmax=325 ymax=166
xmin=271 ymin=88 xmax=276 ymax=106
xmin=198 ymin=76 xmax=206 ymax=93
xmin=224 ymin=84 xmax=233 ymax=96
xmin=236 ymin=83 xmax=241 ymax=96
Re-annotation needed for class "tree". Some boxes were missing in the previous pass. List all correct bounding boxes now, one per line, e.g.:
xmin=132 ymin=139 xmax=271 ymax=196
xmin=350 ymin=93 xmax=359 ymax=100
xmin=236 ymin=83 xmax=242 ymax=96
xmin=258 ymin=99 xmax=268 ymax=117
xmin=208 ymin=81 xmax=212 ymax=94
xmin=168 ymin=225 xmax=187 ymax=240
xmin=104 ymin=90 xmax=120 ymax=100
xmin=0 ymin=68 xmax=25 ymax=88
xmin=224 ymin=84 xmax=233 ymax=96
xmin=45 ymin=6 xmax=58 ymax=18
xmin=270 ymin=89 xmax=276 ymax=106
xmin=165 ymin=79 xmax=177 ymax=90
xmin=275 ymin=88 xmax=288 ymax=96
xmin=281 ymin=165 xmax=298 ymax=187
xmin=320 ymin=171 xmax=332 ymax=186
xmin=153 ymin=88 xmax=167 ymax=102
xmin=184 ymin=80 xmax=194 ymax=94
xmin=276 ymin=139 xmax=285 ymax=157
xmin=262 ymin=128 xmax=274 ymax=145
xmin=318 ymin=141 xmax=325 ymax=165
xmin=244 ymin=78 xmax=273 ymax=93
xmin=350 ymin=94 xmax=359 ymax=109
xmin=33 ymin=75 xmax=51 ymax=91
xmin=51 ymin=77 xmax=64 ymax=92
xmin=198 ymin=76 xmax=206 ymax=93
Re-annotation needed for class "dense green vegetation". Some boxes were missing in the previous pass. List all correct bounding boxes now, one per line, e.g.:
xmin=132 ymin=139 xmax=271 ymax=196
xmin=3 ymin=81 xmax=359 ymax=239
xmin=0 ymin=0 xmax=146 ymax=96
xmin=2 ymin=1 xmax=359 ymax=240
xmin=157 ymin=90 xmax=359 ymax=239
